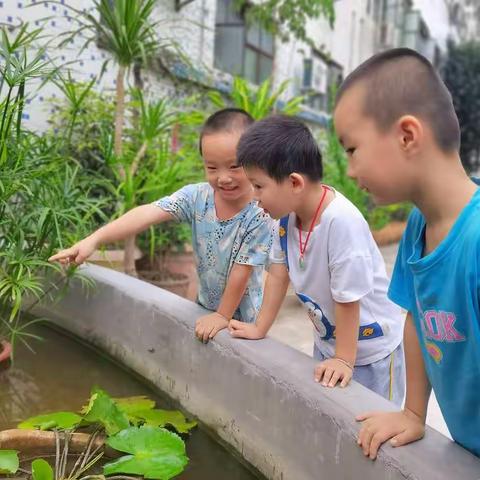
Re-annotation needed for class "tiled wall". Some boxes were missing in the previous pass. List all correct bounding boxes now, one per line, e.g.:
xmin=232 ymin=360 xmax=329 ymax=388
xmin=0 ymin=0 xmax=216 ymax=130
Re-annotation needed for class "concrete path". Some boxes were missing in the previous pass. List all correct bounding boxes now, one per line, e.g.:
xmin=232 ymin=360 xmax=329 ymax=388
xmin=270 ymin=243 xmax=451 ymax=439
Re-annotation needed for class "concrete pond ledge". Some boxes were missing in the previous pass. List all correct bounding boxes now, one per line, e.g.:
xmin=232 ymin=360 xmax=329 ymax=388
xmin=30 ymin=265 xmax=480 ymax=480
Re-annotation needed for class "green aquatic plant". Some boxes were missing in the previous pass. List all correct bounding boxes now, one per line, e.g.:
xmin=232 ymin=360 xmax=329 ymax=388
xmin=104 ymin=426 xmax=188 ymax=480
xmin=0 ymin=449 xmax=19 ymax=474
xmin=113 ymin=395 xmax=156 ymax=414
xmin=126 ymin=409 xmax=198 ymax=434
xmin=114 ymin=395 xmax=197 ymax=433
xmin=18 ymin=412 xmax=82 ymax=431
xmin=4 ymin=387 xmax=196 ymax=480
xmin=31 ymin=459 xmax=53 ymax=480
xmin=81 ymin=388 xmax=130 ymax=436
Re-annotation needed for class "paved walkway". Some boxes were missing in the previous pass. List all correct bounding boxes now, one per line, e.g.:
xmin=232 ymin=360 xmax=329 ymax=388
xmin=269 ymin=243 xmax=451 ymax=439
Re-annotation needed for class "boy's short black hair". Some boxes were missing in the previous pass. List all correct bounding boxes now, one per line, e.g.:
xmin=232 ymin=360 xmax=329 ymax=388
xmin=199 ymin=108 xmax=254 ymax=155
xmin=335 ymin=48 xmax=460 ymax=153
xmin=237 ymin=115 xmax=323 ymax=182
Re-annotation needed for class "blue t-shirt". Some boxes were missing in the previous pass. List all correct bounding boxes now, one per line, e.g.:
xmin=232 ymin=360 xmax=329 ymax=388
xmin=389 ymin=180 xmax=480 ymax=457
xmin=155 ymin=183 xmax=273 ymax=323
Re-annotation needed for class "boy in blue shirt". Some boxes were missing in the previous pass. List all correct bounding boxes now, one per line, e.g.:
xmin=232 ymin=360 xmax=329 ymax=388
xmin=50 ymin=109 xmax=273 ymax=342
xmin=334 ymin=48 xmax=480 ymax=458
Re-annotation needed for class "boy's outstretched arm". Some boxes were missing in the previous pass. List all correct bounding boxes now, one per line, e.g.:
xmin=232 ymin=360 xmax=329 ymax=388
xmin=195 ymin=262 xmax=257 ymax=342
xmin=314 ymin=300 xmax=359 ymax=388
xmin=49 ymin=204 xmax=173 ymax=265
xmin=229 ymin=263 xmax=290 ymax=340
xmin=356 ymin=312 xmax=430 ymax=459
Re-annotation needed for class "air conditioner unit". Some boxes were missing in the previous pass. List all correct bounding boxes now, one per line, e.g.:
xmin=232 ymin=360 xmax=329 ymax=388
xmin=303 ymin=56 xmax=328 ymax=94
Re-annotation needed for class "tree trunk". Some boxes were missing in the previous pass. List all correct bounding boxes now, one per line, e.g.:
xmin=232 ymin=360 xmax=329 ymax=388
xmin=132 ymin=62 xmax=144 ymax=132
xmin=114 ymin=65 xmax=126 ymax=179
xmin=124 ymin=234 xmax=138 ymax=277
xmin=114 ymin=65 xmax=138 ymax=276
xmin=122 ymin=64 xmax=146 ymax=276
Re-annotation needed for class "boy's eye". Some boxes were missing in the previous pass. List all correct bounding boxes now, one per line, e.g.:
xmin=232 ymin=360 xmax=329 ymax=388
xmin=253 ymin=184 xmax=262 ymax=190
xmin=207 ymin=166 xmax=217 ymax=170
xmin=230 ymin=165 xmax=241 ymax=170
xmin=345 ymin=147 xmax=356 ymax=155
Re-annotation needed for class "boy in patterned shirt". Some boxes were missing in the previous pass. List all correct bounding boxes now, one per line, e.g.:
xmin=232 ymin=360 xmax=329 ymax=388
xmin=50 ymin=109 xmax=273 ymax=342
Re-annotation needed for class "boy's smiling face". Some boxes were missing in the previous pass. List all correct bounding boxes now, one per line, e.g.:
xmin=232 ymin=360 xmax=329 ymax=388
xmin=201 ymin=131 xmax=252 ymax=203
xmin=334 ymin=84 xmax=411 ymax=205
xmin=245 ymin=167 xmax=296 ymax=219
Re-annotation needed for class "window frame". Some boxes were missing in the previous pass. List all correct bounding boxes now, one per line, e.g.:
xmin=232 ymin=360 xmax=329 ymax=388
xmin=214 ymin=0 xmax=274 ymax=84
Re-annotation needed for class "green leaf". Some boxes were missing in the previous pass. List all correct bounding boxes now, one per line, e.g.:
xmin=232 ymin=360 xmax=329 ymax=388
xmin=113 ymin=397 xmax=196 ymax=433
xmin=31 ymin=459 xmax=53 ymax=480
xmin=207 ymin=91 xmax=225 ymax=108
xmin=104 ymin=426 xmax=188 ymax=480
xmin=0 ymin=450 xmax=19 ymax=474
xmin=82 ymin=388 xmax=130 ymax=435
xmin=131 ymin=409 xmax=197 ymax=434
xmin=114 ymin=395 xmax=156 ymax=416
xmin=18 ymin=412 xmax=82 ymax=430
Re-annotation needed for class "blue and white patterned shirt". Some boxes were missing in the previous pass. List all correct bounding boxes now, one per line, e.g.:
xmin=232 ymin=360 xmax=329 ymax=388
xmin=155 ymin=183 xmax=273 ymax=323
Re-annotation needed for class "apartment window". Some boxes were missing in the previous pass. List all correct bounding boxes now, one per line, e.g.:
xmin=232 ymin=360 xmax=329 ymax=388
xmin=214 ymin=0 xmax=274 ymax=84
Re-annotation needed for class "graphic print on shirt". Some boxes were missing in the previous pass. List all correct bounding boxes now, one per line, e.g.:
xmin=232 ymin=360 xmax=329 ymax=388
xmin=297 ymin=292 xmax=335 ymax=340
xmin=415 ymin=297 xmax=466 ymax=364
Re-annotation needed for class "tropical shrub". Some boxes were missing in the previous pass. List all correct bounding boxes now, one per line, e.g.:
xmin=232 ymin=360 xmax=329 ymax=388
xmin=0 ymin=25 xmax=107 ymax=352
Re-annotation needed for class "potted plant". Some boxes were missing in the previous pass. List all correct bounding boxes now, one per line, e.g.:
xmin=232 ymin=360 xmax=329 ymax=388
xmin=0 ymin=340 xmax=12 ymax=365
xmin=50 ymin=78 xmax=144 ymax=272
xmin=59 ymin=0 xmax=178 ymax=276
xmin=50 ymin=82 xmax=203 ymax=292
xmin=136 ymin=222 xmax=197 ymax=300
xmin=133 ymin=111 xmax=203 ymax=299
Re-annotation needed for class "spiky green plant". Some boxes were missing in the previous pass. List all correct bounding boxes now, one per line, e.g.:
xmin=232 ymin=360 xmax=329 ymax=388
xmin=0 ymin=24 xmax=108 ymax=356
xmin=209 ymin=76 xmax=304 ymax=120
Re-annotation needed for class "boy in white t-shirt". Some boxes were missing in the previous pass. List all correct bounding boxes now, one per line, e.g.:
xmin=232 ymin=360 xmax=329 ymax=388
xmin=229 ymin=115 xmax=405 ymax=404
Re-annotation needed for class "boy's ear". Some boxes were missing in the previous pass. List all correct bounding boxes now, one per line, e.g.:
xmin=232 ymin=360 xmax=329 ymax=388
xmin=289 ymin=173 xmax=305 ymax=191
xmin=397 ymin=115 xmax=423 ymax=153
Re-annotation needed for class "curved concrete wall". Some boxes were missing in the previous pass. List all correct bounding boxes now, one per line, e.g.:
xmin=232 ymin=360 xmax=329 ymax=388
xmin=31 ymin=265 xmax=480 ymax=480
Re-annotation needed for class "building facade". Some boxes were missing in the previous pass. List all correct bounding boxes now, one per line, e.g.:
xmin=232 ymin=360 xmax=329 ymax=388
xmin=0 ymin=0 xmax=475 ymax=129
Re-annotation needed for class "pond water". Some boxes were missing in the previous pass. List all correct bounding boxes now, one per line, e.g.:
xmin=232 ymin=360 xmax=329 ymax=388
xmin=0 ymin=324 xmax=262 ymax=480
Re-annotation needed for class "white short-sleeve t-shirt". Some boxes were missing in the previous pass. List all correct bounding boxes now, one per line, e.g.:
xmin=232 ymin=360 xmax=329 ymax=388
xmin=269 ymin=189 xmax=404 ymax=365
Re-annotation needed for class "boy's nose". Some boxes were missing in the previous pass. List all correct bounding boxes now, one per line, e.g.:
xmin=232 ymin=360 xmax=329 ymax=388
xmin=346 ymin=164 xmax=356 ymax=179
xmin=218 ymin=174 xmax=232 ymax=184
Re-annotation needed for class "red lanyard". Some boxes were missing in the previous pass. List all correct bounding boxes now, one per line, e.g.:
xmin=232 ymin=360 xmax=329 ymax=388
xmin=298 ymin=185 xmax=328 ymax=269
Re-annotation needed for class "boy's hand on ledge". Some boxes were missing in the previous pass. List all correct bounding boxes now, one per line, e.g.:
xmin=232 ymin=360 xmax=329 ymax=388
xmin=355 ymin=409 xmax=425 ymax=460
xmin=314 ymin=358 xmax=353 ymax=388
xmin=49 ymin=237 xmax=97 ymax=265
xmin=228 ymin=320 xmax=265 ymax=340
xmin=195 ymin=312 xmax=229 ymax=343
